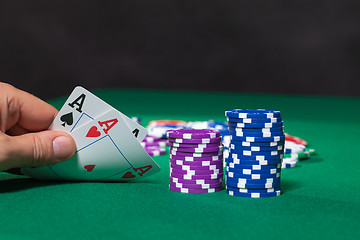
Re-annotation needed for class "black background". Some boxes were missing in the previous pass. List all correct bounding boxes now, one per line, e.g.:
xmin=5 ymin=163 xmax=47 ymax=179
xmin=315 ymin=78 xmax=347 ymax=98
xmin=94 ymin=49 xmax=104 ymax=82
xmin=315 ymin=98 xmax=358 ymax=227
xmin=1 ymin=0 xmax=360 ymax=100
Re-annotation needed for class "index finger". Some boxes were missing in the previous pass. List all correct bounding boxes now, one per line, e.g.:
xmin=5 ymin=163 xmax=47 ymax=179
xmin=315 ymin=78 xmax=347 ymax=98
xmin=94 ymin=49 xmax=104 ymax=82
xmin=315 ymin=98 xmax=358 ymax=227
xmin=2 ymin=83 xmax=58 ymax=132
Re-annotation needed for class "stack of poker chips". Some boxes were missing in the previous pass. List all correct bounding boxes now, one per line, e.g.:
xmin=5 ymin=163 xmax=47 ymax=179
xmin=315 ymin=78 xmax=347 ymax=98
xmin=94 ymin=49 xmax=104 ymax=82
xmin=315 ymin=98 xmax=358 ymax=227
xmin=147 ymin=120 xmax=187 ymax=139
xmin=225 ymin=109 xmax=284 ymax=198
xmin=167 ymin=129 xmax=223 ymax=193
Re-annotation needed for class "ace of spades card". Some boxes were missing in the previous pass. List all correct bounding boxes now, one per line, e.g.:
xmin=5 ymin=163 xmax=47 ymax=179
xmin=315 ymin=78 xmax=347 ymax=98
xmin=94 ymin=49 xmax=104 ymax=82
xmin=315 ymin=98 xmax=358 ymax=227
xmin=50 ymin=86 xmax=147 ymax=141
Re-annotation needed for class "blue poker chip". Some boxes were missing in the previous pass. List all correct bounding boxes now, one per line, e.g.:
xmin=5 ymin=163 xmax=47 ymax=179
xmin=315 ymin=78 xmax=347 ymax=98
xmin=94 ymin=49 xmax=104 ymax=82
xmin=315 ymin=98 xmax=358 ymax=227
xmin=226 ymin=176 xmax=280 ymax=184
xmin=227 ymin=189 xmax=282 ymax=198
xmin=226 ymin=159 xmax=282 ymax=166
xmin=226 ymin=155 xmax=283 ymax=162
xmin=227 ymin=162 xmax=281 ymax=170
xmin=227 ymin=117 xmax=282 ymax=123
xmin=229 ymin=148 xmax=284 ymax=157
xmin=226 ymin=181 xmax=281 ymax=189
xmin=230 ymin=135 xmax=285 ymax=143
xmin=226 ymin=185 xmax=281 ymax=193
xmin=229 ymin=144 xmax=283 ymax=152
xmin=230 ymin=139 xmax=284 ymax=147
xmin=227 ymin=126 xmax=284 ymax=133
xmin=226 ymin=166 xmax=281 ymax=175
xmin=229 ymin=128 xmax=284 ymax=137
xmin=225 ymin=109 xmax=281 ymax=119
xmin=226 ymin=170 xmax=281 ymax=179
xmin=228 ymin=122 xmax=284 ymax=129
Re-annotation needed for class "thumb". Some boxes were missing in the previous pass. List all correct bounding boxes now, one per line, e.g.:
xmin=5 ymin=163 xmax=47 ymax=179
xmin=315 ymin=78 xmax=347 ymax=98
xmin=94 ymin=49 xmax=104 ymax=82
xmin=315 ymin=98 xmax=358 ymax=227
xmin=0 ymin=130 xmax=76 ymax=171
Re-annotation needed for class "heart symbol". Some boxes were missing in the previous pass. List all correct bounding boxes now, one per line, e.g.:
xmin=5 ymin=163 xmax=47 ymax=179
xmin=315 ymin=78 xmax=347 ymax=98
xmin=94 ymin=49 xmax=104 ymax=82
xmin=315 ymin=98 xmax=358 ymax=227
xmin=84 ymin=165 xmax=96 ymax=172
xmin=122 ymin=171 xmax=136 ymax=178
xmin=86 ymin=126 xmax=101 ymax=138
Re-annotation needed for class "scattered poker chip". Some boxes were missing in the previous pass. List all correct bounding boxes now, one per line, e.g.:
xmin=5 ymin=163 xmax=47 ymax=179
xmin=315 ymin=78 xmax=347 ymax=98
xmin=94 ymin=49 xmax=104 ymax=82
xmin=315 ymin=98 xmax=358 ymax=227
xmin=227 ymin=189 xmax=281 ymax=198
xmin=147 ymin=125 xmax=185 ymax=139
xmin=170 ymin=168 xmax=222 ymax=175
xmin=142 ymin=136 xmax=164 ymax=143
xmin=225 ymin=109 xmax=281 ymax=119
xmin=229 ymin=128 xmax=284 ymax=137
xmin=227 ymin=117 xmax=282 ymax=123
xmin=230 ymin=144 xmax=283 ymax=152
xmin=226 ymin=171 xmax=281 ymax=179
xmin=230 ymin=135 xmax=285 ymax=143
xmin=148 ymin=120 xmax=187 ymax=127
xmin=227 ymin=162 xmax=281 ymax=170
xmin=167 ymin=129 xmax=220 ymax=139
xmin=226 ymin=185 xmax=281 ymax=193
xmin=170 ymin=159 xmax=223 ymax=167
xmin=170 ymin=177 xmax=222 ymax=185
xmin=169 ymin=181 xmax=223 ymax=189
xmin=281 ymin=162 xmax=297 ymax=168
xmin=170 ymin=155 xmax=222 ymax=162
xmin=141 ymin=141 xmax=168 ymax=148
xmin=187 ymin=120 xmax=229 ymax=138
xmin=170 ymin=146 xmax=223 ymax=153
xmin=226 ymin=166 xmax=281 ymax=175
xmin=170 ymin=163 xmax=223 ymax=171
xmin=284 ymin=141 xmax=306 ymax=154
xmin=228 ymin=122 xmax=284 ymax=129
xmin=169 ymin=185 xmax=223 ymax=193
xmin=170 ymin=172 xmax=223 ymax=180
xmin=168 ymin=137 xmax=222 ymax=144
xmin=169 ymin=142 xmax=221 ymax=148
xmin=144 ymin=146 xmax=166 ymax=156
xmin=170 ymin=150 xmax=223 ymax=158
xmin=285 ymin=133 xmax=307 ymax=146
xmin=131 ymin=116 xmax=142 ymax=124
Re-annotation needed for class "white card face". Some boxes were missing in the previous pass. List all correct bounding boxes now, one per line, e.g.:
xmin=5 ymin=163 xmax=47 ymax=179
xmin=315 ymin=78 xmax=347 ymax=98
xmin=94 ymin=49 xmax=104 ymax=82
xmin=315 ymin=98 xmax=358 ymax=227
xmin=49 ymin=86 xmax=147 ymax=142
xmin=24 ymin=110 xmax=160 ymax=181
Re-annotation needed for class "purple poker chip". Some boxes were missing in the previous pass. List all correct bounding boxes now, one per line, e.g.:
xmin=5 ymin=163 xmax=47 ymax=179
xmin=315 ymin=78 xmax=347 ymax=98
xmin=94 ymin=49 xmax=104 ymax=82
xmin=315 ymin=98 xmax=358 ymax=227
xmin=170 ymin=146 xmax=224 ymax=153
xmin=170 ymin=172 xmax=223 ymax=180
xmin=170 ymin=159 xmax=223 ymax=167
xmin=169 ymin=185 xmax=223 ymax=193
xmin=170 ymin=163 xmax=223 ymax=171
xmin=167 ymin=129 xmax=220 ymax=139
xmin=170 ymin=154 xmax=222 ymax=162
xmin=168 ymin=137 xmax=222 ymax=144
xmin=170 ymin=176 xmax=223 ymax=185
xmin=144 ymin=146 xmax=166 ymax=156
xmin=169 ymin=181 xmax=223 ymax=189
xmin=169 ymin=142 xmax=221 ymax=148
xmin=170 ymin=150 xmax=223 ymax=157
xmin=170 ymin=168 xmax=222 ymax=175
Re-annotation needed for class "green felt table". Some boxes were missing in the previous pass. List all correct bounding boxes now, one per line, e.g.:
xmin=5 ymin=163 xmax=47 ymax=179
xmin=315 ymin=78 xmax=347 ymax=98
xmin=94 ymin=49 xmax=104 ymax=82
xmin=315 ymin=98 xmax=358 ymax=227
xmin=1 ymin=89 xmax=360 ymax=240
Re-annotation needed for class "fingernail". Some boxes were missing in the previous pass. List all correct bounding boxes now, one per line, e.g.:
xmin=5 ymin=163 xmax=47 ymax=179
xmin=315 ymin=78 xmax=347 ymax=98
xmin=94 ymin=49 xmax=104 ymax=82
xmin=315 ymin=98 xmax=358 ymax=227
xmin=53 ymin=136 xmax=75 ymax=160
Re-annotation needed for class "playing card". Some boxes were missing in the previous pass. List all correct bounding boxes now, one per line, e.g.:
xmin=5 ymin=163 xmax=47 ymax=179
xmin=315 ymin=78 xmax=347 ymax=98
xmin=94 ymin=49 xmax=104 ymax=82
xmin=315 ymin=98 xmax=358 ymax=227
xmin=23 ymin=110 xmax=160 ymax=181
xmin=50 ymin=86 xmax=147 ymax=142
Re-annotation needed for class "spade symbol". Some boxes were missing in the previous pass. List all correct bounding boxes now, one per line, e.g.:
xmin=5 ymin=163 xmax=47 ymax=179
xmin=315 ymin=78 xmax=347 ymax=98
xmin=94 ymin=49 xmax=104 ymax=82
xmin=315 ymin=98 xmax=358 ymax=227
xmin=60 ymin=112 xmax=74 ymax=127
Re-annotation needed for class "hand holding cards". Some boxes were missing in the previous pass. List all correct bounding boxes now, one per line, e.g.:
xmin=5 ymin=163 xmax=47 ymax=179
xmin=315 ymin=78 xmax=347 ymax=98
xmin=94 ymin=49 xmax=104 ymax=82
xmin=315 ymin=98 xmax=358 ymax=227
xmin=21 ymin=86 xmax=160 ymax=181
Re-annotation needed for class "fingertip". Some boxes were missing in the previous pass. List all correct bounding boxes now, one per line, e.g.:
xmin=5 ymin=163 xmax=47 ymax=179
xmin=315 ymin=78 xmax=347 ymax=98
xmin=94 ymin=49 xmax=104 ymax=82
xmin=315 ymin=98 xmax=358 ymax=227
xmin=52 ymin=134 xmax=76 ymax=161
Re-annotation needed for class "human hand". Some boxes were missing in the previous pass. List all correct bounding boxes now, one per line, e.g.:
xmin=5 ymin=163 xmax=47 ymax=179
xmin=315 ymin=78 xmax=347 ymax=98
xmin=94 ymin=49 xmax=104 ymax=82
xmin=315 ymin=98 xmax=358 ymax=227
xmin=0 ymin=83 xmax=76 ymax=172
